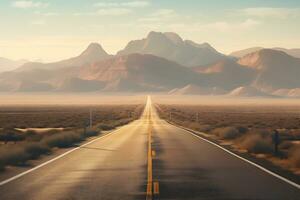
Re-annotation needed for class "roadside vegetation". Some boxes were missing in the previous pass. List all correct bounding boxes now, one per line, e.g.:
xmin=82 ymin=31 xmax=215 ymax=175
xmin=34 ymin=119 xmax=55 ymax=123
xmin=156 ymin=104 xmax=300 ymax=174
xmin=0 ymin=104 xmax=144 ymax=171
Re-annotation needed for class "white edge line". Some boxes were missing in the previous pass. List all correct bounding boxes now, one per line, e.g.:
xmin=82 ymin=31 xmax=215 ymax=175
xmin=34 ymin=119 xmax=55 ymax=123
xmin=0 ymin=126 xmax=126 ymax=186
xmin=170 ymin=122 xmax=300 ymax=190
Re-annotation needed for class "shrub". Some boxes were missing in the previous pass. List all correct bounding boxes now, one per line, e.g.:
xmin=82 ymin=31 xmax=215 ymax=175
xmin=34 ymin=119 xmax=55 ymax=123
xmin=239 ymin=133 xmax=273 ymax=154
xmin=85 ymin=128 xmax=100 ymax=137
xmin=98 ymin=124 xmax=115 ymax=131
xmin=0 ymin=147 xmax=29 ymax=166
xmin=279 ymin=141 xmax=293 ymax=150
xmin=24 ymin=130 xmax=43 ymax=142
xmin=288 ymin=146 xmax=300 ymax=168
xmin=0 ymin=129 xmax=25 ymax=144
xmin=24 ymin=143 xmax=50 ymax=159
xmin=197 ymin=124 xmax=213 ymax=132
xmin=186 ymin=122 xmax=202 ymax=130
xmin=236 ymin=126 xmax=248 ymax=134
xmin=212 ymin=127 xmax=243 ymax=139
xmin=42 ymin=131 xmax=83 ymax=148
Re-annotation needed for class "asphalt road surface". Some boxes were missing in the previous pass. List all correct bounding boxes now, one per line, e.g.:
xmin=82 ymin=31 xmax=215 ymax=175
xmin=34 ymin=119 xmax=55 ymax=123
xmin=0 ymin=96 xmax=299 ymax=200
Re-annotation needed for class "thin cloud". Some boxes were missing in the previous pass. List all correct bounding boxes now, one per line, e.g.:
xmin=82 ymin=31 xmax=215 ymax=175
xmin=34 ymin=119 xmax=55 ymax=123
xmin=43 ymin=12 xmax=59 ymax=16
xmin=240 ymin=7 xmax=299 ymax=18
xmin=137 ymin=18 xmax=261 ymax=34
xmin=34 ymin=11 xmax=59 ymax=16
xmin=121 ymin=1 xmax=150 ymax=8
xmin=139 ymin=9 xmax=177 ymax=22
xmin=31 ymin=19 xmax=46 ymax=25
xmin=76 ymin=1 xmax=149 ymax=16
xmin=150 ymin=9 xmax=176 ymax=17
xmin=195 ymin=19 xmax=261 ymax=32
xmin=94 ymin=1 xmax=150 ymax=8
xmin=12 ymin=1 xmax=49 ymax=9
xmin=75 ymin=8 xmax=132 ymax=16
xmin=96 ymin=8 xmax=132 ymax=16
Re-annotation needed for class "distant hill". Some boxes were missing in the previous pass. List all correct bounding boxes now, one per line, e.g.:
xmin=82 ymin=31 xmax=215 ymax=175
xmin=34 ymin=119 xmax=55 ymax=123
xmin=0 ymin=33 xmax=299 ymax=95
xmin=273 ymin=88 xmax=300 ymax=97
xmin=168 ymin=84 xmax=226 ymax=95
xmin=77 ymin=54 xmax=206 ymax=91
xmin=238 ymin=49 xmax=300 ymax=90
xmin=230 ymin=47 xmax=300 ymax=58
xmin=192 ymin=59 xmax=256 ymax=90
xmin=17 ymin=43 xmax=111 ymax=71
xmin=230 ymin=47 xmax=263 ymax=58
xmin=0 ymin=57 xmax=28 ymax=72
xmin=273 ymin=48 xmax=300 ymax=58
xmin=228 ymin=86 xmax=271 ymax=97
xmin=0 ymin=54 xmax=206 ymax=92
xmin=117 ymin=31 xmax=225 ymax=67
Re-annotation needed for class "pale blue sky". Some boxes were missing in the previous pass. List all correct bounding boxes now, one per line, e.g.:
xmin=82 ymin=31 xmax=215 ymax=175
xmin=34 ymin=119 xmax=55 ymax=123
xmin=0 ymin=0 xmax=300 ymax=61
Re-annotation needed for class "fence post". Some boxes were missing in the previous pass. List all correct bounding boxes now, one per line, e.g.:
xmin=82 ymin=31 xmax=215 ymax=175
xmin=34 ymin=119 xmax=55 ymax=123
xmin=272 ymin=130 xmax=280 ymax=156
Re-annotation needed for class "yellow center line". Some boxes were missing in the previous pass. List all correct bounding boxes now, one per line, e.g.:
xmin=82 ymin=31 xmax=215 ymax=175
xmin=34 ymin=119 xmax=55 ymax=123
xmin=146 ymin=97 xmax=160 ymax=200
xmin=152 ymin=150 xmax=156 ymax=157
xmin=153 ymin=182 xmax=159 ymax=195
xmin=146 ymin=105 xmax=153 ymax=200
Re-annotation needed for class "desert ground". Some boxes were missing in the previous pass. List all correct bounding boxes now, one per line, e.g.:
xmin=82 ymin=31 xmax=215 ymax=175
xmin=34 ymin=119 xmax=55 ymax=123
xmin=153 ymin=95 xmax=300 ymax=177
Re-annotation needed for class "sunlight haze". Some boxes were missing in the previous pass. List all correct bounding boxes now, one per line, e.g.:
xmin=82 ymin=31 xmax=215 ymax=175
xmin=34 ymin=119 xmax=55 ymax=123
xmin=0 ymin=0 xmax=300 ymax=61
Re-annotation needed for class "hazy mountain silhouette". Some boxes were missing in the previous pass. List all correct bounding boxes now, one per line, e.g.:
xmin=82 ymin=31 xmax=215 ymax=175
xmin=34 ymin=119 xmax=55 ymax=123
xmin=0 ymin=34 xmax=299 ymax=96
xmin=228 ymin=86 xmax=271 ymax=97
xmin=0 ymin=54 xmax=206 ymax=92
xmin=58 ymin=77 xmax=105 ymax=92
xmin=117 ymin=31 xmax=225 ymax=67
xmin=17 ymin=43 xmax=111 ymax=71
xmin=0 ymin=57 xmax=28 ymax=72
xmin=168 ymin=84 xmax=226 ymax=95
xmin=272 ymin=48 xmax=300 ymax=58
xmin=230 ymin=47 xmax=263 ymax=58
xmin=238 ymin=49 xmax=300 ymax=90
xmin=272 ymin=88 xmax=300 ymax=97
xmin=230 ymin=47 xmax=300 ymax=58
xmin=193 ymin=59 xmax=256 ymax=90
xmin=77 ymin=54 xmax=207 ymax=91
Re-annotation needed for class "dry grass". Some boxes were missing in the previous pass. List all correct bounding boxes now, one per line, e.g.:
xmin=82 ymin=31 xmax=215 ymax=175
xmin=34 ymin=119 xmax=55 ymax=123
xmin=238 ymin=132 xmax=273 ymax=154
xmin=0 ymin=104 xmax=144 ymax=128
xmin=157 ymin=104 xmax=300 ymax=174
xmin=0 ymin=104 xmax=144 ymax=171
xmin=212 ymin=127 xmax=243 ymax=139
xmin=288 ymin=146 xmax=300 ymax=168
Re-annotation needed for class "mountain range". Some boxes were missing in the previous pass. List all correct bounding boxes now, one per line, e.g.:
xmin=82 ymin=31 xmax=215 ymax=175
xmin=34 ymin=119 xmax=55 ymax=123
xmin=117 ymin=31 xmax=225 ymax=67
xmin=0 ymin=57 xmax=28 ymax=72
xmin=230 ymin=47 xmax=300 ymax=59
xmin=0 ymin=31 xmax=299 ymax=97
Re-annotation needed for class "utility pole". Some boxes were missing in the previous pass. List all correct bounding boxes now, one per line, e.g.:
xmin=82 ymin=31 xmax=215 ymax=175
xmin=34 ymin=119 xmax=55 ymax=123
xmin=272 ymin=129 xmax=280 ymax=156
xmin=89 ymin=108 xmax=93 ymax=128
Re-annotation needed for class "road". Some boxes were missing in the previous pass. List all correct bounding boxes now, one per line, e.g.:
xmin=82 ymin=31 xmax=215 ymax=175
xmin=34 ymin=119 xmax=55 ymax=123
xmin=0 ymin=96 xmax=299 ymax=199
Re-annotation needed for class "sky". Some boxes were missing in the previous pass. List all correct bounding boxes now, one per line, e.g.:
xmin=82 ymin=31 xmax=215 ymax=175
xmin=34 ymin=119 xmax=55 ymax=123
xmin=0 ymin=0 xmax=300 ymax=61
